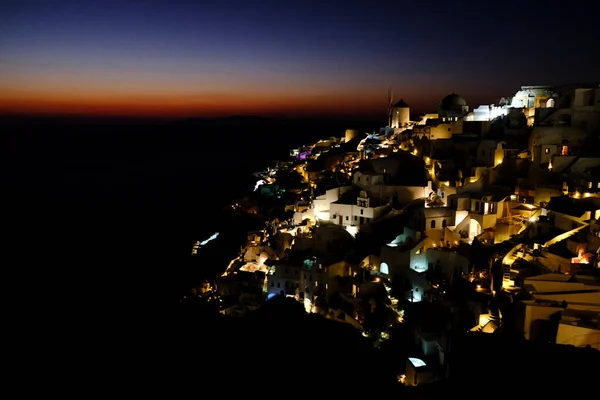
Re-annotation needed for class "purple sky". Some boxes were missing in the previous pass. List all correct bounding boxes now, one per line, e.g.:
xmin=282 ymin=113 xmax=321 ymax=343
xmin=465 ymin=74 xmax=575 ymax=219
xmin=1 ymin=0 xmax=597 ymax=119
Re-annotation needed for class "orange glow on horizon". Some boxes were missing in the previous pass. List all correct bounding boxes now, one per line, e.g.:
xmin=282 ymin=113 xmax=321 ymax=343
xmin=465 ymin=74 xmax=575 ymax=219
xmin=0 ymin=88 xmax=385 ymax=119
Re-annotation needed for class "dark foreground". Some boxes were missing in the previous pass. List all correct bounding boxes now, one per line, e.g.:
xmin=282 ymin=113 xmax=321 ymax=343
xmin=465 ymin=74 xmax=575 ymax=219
xmin=6 ymin=115 xmax=598 ymax=396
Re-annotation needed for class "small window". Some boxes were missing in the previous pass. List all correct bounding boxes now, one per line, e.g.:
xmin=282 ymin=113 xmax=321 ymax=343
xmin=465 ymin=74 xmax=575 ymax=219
xmin=431 ymin=220 xmax=436 ymax=229
xmin=545 ymin=148 xmax=549 ymax=154
xmin=360 ymin=209 xmax=364 ymax=215
xmin=345 ymin=216 xmax=349 ymax=220
xmin=442 ymin=219 xmax=447 ymax=228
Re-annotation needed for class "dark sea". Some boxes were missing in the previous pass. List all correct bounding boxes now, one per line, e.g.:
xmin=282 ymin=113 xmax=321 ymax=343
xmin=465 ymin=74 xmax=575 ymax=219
xmin=4 ymin=115 xmax=379 ymax=316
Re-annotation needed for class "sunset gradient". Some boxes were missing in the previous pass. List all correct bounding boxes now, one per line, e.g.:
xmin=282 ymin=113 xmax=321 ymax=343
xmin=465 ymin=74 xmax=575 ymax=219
xmin=1 ymin=0 xmax=597 ymax=119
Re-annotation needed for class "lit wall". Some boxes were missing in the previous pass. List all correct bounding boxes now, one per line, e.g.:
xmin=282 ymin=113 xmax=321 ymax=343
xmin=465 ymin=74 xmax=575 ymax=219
xmin=470 ymin=105 xmax=509 ymax=121
xmin=293 ymin=208 xmax=314 ymax=224
xmin=556 ymin=323 xmax=600 ymax=350
xmin=429 ymin=123 xmax=453 ymax=140
xmin=535 ymin=291 xmax=600 ymax=305
xmin=379 ymin=244 xmax=410 ymax=276
xmin=330 ymin=203 xmax=353 ymax=226
xmin=313 ymin=186 xmax=352 ymax=222
xmin=391 ymin=107 xmax=410 ymax=129
xmin=522 ymin=303 xmax=562 ymax=340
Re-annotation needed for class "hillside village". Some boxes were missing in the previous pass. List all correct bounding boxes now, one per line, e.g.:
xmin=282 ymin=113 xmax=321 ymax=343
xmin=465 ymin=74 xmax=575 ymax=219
xmin=189 ymin=84 xmax=600 ymax=386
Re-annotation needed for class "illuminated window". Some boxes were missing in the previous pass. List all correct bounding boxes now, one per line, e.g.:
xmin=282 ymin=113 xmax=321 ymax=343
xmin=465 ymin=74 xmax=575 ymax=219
xmin=545 ymin=148 xmax=550 ymax=154
xmin=588 ymin=182 xmax=593 ymax=189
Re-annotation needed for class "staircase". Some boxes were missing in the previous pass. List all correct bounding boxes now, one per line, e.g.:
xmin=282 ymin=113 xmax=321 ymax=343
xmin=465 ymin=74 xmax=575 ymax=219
xmin=502 ymin=263 xmax=511 ymax=285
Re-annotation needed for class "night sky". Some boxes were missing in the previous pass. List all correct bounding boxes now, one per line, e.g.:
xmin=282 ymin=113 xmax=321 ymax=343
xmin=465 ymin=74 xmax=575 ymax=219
xmin=1 ymin=0 xmax=597 ymax=119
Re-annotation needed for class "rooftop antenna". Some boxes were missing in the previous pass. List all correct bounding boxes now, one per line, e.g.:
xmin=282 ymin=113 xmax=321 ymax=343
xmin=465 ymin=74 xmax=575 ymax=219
xmin=387 ymin=87 xmax=393 ymax=127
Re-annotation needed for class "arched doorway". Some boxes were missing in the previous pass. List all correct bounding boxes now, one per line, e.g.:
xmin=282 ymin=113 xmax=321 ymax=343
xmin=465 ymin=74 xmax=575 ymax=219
xmin=469 ymin=219 xmax=482 ymax=239
xmin=380 ymin=262 xmax=389 ymax=275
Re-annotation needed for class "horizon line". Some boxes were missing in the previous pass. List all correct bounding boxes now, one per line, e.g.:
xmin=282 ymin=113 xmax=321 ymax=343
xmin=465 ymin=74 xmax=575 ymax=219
xmin=0 ymin=112 xmax=387 ymax=123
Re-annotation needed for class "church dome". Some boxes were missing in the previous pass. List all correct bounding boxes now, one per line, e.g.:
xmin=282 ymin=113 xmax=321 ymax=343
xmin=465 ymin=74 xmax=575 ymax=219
xmin=440 ymin=93 xmax=467 ymax=109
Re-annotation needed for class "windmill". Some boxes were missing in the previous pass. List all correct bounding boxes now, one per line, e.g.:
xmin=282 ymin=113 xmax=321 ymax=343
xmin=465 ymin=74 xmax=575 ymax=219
xmin=387 ymin=87 xmax=394 ymax=127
